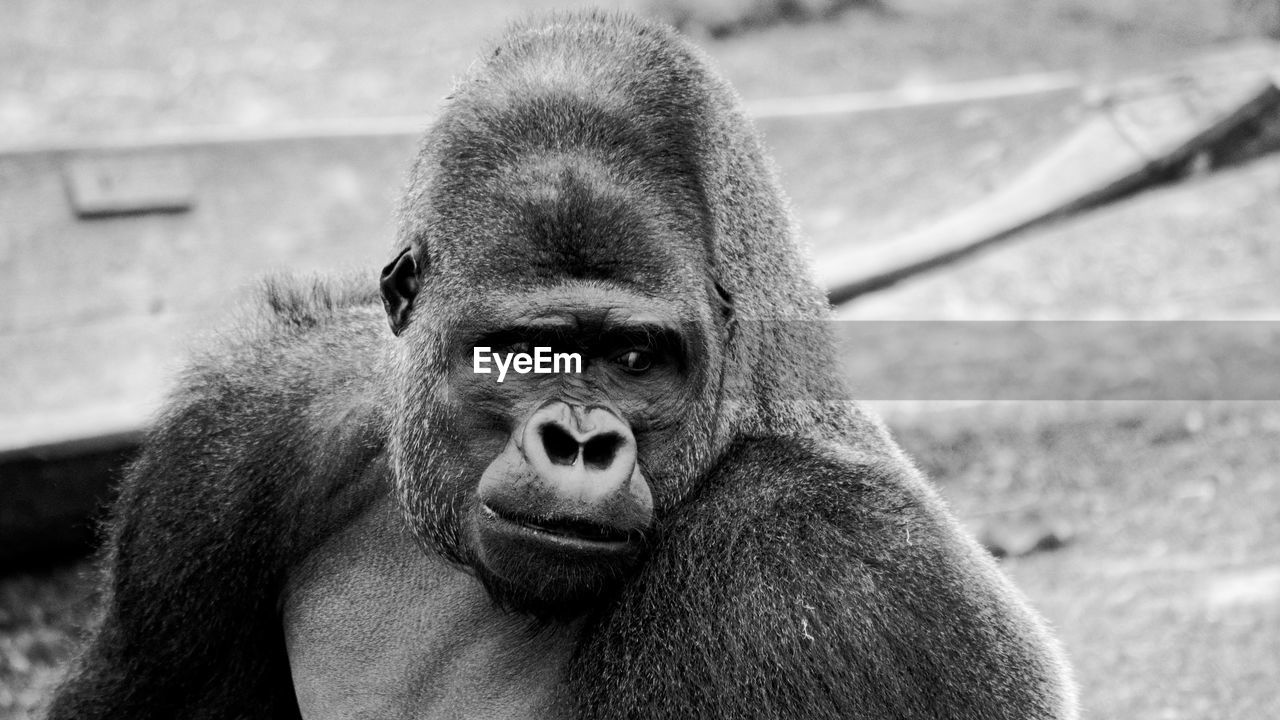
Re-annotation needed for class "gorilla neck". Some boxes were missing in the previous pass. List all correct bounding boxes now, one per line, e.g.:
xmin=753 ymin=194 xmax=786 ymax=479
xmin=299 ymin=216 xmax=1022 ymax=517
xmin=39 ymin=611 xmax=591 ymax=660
xmin=282 ymin=495 xmax=581 ymax=720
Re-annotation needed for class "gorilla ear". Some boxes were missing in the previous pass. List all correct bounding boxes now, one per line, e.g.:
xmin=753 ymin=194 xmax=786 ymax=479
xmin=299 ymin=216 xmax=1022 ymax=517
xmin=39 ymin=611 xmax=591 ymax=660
xmin=380 ymin=248 xmax=422 ymax=336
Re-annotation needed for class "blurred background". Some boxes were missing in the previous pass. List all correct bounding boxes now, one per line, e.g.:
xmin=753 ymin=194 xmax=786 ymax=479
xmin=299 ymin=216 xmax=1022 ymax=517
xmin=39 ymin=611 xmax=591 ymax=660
xmin=3 ymin=0 xmax=1279 ymax=717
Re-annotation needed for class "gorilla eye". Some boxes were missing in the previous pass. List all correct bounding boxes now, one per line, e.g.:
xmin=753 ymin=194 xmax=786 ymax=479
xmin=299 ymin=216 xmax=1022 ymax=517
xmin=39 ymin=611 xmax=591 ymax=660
xmin=614 ymin=349 xmax=654 ymax=373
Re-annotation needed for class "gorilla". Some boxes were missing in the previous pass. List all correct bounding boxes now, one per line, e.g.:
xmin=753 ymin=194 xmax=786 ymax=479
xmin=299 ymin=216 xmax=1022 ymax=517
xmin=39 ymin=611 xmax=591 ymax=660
xmin=47 ymin=12 xmax=1077 ymax=720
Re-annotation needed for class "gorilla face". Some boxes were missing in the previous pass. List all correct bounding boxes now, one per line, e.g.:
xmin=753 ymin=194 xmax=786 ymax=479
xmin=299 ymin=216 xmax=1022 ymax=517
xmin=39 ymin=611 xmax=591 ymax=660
xmin=384 ymin=278 xmax=719 ymax=619
xmin=464 ymin=289 xmax=705 ymax=613
xmin=381 ymin=153 xmax=727 ymax=619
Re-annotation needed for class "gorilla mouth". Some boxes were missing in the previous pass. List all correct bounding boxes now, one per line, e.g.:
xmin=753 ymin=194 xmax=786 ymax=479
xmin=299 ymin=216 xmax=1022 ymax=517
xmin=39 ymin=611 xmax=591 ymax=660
xmin=480 ymin=503 xmax=635 ymax=546
xmin=472 ymin=502 xmax=649 ymax=619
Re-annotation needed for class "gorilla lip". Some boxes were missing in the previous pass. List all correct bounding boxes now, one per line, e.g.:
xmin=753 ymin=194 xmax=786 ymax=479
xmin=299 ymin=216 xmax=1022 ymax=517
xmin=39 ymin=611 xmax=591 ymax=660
xmin=479 ymin=503 xmax=637 ymax=549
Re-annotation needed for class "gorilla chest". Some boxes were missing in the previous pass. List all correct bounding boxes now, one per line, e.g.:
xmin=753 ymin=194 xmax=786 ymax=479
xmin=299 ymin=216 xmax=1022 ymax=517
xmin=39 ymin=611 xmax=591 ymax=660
xmin=281 ymin=497 xmax=581 ymax=720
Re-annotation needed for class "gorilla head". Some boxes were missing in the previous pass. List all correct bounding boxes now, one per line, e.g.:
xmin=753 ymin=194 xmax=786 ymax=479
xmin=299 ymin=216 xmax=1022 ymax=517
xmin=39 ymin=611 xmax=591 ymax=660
xmin=380 ymin=13 xmax=849 ymax=619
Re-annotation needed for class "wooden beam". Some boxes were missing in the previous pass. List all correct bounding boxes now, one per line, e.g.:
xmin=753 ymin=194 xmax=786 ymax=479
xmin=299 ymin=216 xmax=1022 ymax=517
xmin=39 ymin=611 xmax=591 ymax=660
xmin=823 ymin=46 xmax=1280 ymax=304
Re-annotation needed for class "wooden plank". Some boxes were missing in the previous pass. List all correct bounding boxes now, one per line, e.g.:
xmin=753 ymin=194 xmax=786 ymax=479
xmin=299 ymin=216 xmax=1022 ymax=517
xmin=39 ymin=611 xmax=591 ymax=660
xmin=0 ymin=71 xmax=1084 ymax=158
xmin=0 ymin=135 xmax=418 ymax=460
xmin=821 ymin=47 xmax=1280 ymax=305
xmin=5 ymin=45 xmax=1280 ymax=461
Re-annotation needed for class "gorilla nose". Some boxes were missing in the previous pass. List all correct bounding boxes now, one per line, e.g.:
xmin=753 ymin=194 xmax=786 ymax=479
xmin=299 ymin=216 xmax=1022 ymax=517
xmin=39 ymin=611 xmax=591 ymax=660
xmin=540 ymin=423 xmax=625 ymax=469
xmin=522 ymin=403 xmax=639 ymax=502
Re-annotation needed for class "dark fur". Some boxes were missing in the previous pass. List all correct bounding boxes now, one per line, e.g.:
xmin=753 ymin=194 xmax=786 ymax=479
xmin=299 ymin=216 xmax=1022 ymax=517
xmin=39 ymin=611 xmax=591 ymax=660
xmin=48 ymin=12 xmax=1076 ymax=719
xmin=565 ymin=438 xmax=1072 ymax=718
xmin=46 ymin=274 xmax=388 ymax=719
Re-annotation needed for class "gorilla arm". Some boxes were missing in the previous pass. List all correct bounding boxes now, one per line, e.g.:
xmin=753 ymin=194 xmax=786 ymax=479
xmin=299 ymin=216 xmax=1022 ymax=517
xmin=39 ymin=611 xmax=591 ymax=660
xmin=565 ymin=436 xmax=1078 ymax=720
xmin=45 ymin=278 xmax=389 ymax=720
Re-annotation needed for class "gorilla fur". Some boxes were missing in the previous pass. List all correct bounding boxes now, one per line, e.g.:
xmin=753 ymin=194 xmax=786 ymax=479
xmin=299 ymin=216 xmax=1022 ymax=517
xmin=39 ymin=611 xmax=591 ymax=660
xmin=48 ymin=11 xmax=1077 ymax=720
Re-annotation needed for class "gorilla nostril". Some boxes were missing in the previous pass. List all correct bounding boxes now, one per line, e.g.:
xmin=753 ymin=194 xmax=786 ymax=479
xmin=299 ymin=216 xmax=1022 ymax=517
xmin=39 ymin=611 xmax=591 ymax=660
xmin=582 ymin=433 xmax=622 ymax=470
xmin=540 ymin=424 xmax=580 ymax=466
